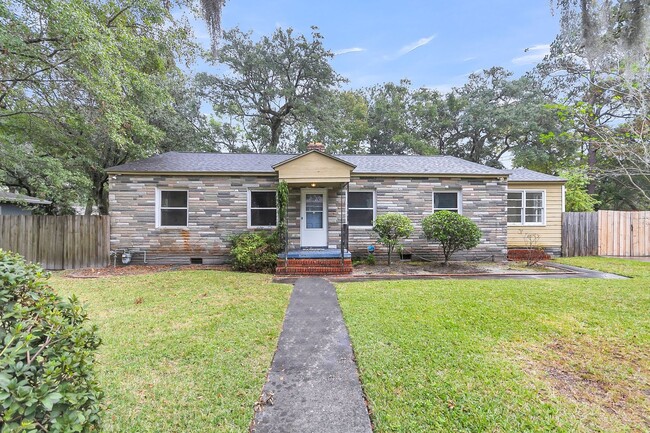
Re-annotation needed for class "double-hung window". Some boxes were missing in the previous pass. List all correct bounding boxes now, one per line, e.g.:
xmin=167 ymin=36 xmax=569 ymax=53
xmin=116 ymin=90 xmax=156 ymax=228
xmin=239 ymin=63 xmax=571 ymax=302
xmin=507 ymin=191 xmax=545 ymax=225
xmin=249 ymin=191 xmax=277 ymax=227
xmin=347 ymin=191 xmax=375 ymax=227
xmin=433 ymin=191 xmax=461 ymax=213
xmin=157 ymin=190 xmax=188 ymax=227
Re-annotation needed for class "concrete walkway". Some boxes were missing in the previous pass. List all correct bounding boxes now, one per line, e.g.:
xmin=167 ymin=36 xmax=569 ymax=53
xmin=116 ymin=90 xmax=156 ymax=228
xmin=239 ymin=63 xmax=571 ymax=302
xmin=251 ymin=278 xmax=372 ymax=433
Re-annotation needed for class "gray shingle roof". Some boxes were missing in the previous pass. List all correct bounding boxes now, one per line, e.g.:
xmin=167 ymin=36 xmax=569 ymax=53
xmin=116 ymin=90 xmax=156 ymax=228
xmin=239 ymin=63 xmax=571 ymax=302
xmin=508 ymin=168 xmax=566 ymax=182
xmin=107 ymin=152 xmax=511 ymax=176
xmin=0 ymin=191 xmax=51 ymax=205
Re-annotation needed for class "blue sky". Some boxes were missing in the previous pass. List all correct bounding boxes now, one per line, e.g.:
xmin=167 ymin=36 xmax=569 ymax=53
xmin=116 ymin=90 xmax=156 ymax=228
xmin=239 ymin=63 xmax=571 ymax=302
xmin=186 ymin=0 xmax=560 ymax=91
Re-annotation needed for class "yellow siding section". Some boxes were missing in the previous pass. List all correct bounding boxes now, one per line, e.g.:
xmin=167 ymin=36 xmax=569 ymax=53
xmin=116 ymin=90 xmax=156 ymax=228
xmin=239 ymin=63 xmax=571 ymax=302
xmin=507 ymin=182 xmax=564 ymax=248
xmin=276 ymin=152 xmax=353 ymax=184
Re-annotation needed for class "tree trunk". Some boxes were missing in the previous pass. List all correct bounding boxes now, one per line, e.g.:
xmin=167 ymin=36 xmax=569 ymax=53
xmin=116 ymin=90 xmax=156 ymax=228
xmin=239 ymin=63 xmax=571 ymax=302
xmin=587 ymin=140 xmax=598 ymax=195
xmin=90 ymin=172 xmax=109 ymax=215
xmin=84 ymin=198 xmax=94 ymax=215
xmin=269 ymin=118 xmax=283 ymax=153
xmin=585 ymin=69 xmax=599 ymax=195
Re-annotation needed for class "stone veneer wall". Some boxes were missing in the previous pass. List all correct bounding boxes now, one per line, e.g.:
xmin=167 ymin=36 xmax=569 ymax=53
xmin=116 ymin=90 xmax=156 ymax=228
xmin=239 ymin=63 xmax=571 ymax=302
xmin=110 ymin=174 xmax=508 ymax=264
xmin=109 ymin=174 xmax=278 ymax=265
xmin=343 ymin=177 xmax=508 ymax=261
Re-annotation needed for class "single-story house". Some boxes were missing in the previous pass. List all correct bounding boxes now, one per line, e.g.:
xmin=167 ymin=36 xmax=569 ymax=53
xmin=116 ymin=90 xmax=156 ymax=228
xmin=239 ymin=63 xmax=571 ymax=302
xmin=0 ymin=191 xmax=51 ymax=215
xmin=107 ymin=144 xmax=565 ymax=268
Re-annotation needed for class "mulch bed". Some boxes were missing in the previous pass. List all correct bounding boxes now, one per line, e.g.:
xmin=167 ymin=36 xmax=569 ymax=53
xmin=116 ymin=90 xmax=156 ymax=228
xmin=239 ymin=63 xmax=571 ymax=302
xmin=61 ymin=264 xmax=231 ymax=278
xmin=352 ymin=260 xmax=559 ymax=276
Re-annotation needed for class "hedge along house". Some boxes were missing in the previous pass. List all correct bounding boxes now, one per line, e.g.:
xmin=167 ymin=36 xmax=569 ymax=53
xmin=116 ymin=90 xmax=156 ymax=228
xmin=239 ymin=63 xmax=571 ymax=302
xmin=107 ymin=143 xmax=565 ymax=273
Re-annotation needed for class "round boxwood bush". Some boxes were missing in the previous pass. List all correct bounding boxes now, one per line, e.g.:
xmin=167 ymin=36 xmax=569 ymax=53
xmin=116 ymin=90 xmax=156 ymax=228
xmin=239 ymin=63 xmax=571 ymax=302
xmin=0 ymin=249 xmax=103 ymax=432
xmin=422 ymin=211 xmax=481 ymax=264
xmin=372 ymin=213 xmax=414 ymax=265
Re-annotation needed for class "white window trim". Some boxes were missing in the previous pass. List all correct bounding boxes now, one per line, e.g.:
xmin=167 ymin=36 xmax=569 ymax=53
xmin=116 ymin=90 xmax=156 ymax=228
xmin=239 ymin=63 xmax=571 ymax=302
xmin=432 ymin=190 xmax=463 ymax=214
xmin=346 ymin=190 xmax=376 ymax=229
xmin=247 ymin=189 xmax=278 ymax=229
xmin=155 ymin=188 xmax=189 ymax=228
xmin=507 ymin=189 xmax=546 ymax=226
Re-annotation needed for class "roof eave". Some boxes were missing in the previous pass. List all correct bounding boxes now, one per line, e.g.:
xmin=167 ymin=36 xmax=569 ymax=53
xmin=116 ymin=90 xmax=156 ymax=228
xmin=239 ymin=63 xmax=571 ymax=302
xmin=107 ymin=170 xmax=278 ymax=176
xmin=508 ymin=179 xmax=567 ymax=183
xmin=353 ymin=172 xmax=510 ymax=178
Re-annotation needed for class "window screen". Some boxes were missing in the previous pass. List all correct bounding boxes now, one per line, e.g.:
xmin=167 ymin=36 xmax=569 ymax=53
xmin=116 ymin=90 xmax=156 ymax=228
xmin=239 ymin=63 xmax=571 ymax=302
xmin=159 ymin=191 xmax=188 ymax=226
xmin=250 ymin=191 xmax=277 ymax=227
xmin=433 ymin=192 xmax=460 ymax=213
xmin=348 ymin=191 xmax=374 ymax=227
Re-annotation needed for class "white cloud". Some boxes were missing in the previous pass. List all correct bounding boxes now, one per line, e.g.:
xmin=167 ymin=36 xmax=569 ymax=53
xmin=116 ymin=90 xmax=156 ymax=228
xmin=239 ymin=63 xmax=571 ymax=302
xmin=462 ymin=56 xmax=476 ymax=62
xmin=334 ymin=47 xmax=366 ymax=56
xmin=459 ymin=69 xmax=482 ymax=78
xmin=512 ymin=44 xmax=550 ymax=65
xmin=398 ymin=35 xmax=436 ymax=56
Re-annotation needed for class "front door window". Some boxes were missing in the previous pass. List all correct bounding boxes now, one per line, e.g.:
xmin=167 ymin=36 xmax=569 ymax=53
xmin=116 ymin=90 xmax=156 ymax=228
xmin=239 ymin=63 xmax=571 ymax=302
xmin=305 ymin=194 xmax=324 ymax=229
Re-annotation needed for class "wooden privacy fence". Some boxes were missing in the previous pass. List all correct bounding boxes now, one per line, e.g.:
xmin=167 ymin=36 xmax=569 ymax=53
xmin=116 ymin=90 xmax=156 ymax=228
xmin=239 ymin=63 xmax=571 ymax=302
xmin=562 ymin=212 xmax=599 ymax=257
xmin=598 ymin=210 xmax=650 ymax=256
xmin=562 ymin=211 xmax=650 ymax=257
xmin=0 ymin=215 xmax=110 ymax=269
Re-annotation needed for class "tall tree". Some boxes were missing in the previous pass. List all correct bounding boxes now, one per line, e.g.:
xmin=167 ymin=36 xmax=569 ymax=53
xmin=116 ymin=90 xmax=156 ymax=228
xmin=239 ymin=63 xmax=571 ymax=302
xmin=198 ymin=26 xmax=345 ymax=153
xmin=539 ymin=0 xmax=650 ymax=205
xmin=292 ymin=89 xmax=370 ymax=154
xmin=0 ymin=0 xmax=215 ymax=213
xmin=363 ymin=80 xmax=427 ymax=155
xmin=410 ymin=87 xmax=463 ymax=156
xmin=452 ymin=67 xmax=557 ymax=167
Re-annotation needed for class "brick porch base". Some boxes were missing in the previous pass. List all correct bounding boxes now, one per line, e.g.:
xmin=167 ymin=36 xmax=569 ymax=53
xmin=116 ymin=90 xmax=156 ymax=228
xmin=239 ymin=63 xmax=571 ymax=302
xmin=275 ymin=258 xmax=353 ymax=276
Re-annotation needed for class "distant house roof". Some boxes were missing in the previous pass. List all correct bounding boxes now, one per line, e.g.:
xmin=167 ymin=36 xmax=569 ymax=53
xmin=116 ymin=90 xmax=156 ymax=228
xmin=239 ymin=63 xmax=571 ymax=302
xmin=508 ymin=168 xmax=566 ymax=183
xmin=0 ymin=191 xmax=52 ymax=205
xmin=107 ymin=152 xmax=511 ymax=177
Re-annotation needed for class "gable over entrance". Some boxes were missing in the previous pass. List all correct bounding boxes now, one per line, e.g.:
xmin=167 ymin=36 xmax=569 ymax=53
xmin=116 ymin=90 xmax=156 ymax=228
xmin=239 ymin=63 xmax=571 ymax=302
xmin=272 ymin=150 xmax=355 ymax=185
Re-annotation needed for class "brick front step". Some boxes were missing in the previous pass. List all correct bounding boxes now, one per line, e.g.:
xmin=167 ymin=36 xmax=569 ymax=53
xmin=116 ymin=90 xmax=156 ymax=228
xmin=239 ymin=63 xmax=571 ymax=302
xmin=275 ymin=258 xmax=353 ymax=275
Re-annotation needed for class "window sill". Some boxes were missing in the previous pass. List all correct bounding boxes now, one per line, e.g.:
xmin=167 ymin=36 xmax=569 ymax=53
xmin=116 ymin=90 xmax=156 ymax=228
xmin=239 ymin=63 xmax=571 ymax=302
xmin=248 ymin=226 xmax=277 ymax=230
xmin=348 ymin=225 xmax=374 ymax=229
xmin=507 ymin=223 xmax=547 ymax=227
xmin=156 ymin=225 xmax=189 ymax=229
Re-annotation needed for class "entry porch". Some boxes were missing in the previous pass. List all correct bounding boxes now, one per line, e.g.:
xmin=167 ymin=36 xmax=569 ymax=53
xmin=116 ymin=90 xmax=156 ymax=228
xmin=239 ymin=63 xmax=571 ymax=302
xmin=272 ymin=144 xmax=355 ymax=275
xmin=276 ymin=248 xmax=353 ymax=275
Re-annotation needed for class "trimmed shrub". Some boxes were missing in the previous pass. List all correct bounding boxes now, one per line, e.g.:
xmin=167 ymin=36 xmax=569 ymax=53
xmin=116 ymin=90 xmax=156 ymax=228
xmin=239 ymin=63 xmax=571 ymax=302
xmin=372 ymin=213 xmax=414 ymax=266
xmin=422 ymin=211 xmax=481 ymax=264
xmin=0 ymin=249 xmax=103 ymax=432
xmin=230 ymin=232 xmax=282 ymax=273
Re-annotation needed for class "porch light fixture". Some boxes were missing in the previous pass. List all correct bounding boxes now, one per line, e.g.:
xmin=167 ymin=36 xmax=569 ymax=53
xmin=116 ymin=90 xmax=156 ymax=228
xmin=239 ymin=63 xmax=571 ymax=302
xmin=311 ymin=183 xmax=316 ymax=187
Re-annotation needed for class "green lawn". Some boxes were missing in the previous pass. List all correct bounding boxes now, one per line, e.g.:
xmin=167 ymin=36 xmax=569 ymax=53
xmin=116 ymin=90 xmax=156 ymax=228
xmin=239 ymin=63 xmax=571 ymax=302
xmin=337 ymin=258 xmax=650 ymax=432
xmin=49 ymin=271 xmax=291 ymax=433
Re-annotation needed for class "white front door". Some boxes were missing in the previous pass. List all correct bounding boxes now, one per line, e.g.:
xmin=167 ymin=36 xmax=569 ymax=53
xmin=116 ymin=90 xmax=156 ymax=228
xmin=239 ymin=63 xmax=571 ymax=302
xmin=300 ymin=189 xmax=328 ymax=247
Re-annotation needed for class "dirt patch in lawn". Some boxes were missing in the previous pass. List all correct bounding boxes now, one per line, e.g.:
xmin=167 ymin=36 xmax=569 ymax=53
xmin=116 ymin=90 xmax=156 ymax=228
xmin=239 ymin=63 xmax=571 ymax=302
xmin=506 ymin=337 xmax=650 ymax=432
xmin=352 ymin=260 xmax=559 ymax=276
xmin=60 ymin=264 xmax=231 ymax=278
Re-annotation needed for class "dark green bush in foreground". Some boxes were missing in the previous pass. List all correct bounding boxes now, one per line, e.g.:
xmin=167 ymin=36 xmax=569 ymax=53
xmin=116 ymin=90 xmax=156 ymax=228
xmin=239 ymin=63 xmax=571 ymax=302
xmin=0 ymin=250 xmax=102 ymax=432
xmin=230 ymin=232 xmax=282 ymax=273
